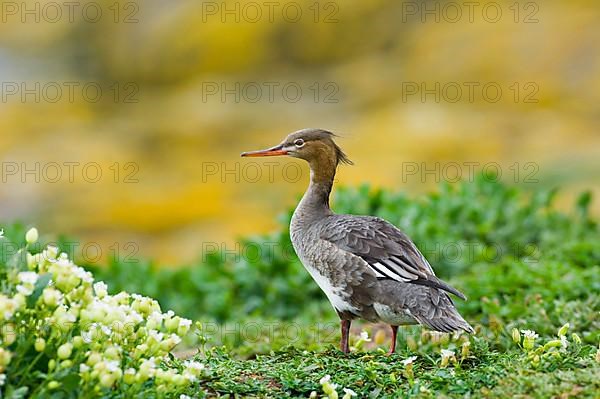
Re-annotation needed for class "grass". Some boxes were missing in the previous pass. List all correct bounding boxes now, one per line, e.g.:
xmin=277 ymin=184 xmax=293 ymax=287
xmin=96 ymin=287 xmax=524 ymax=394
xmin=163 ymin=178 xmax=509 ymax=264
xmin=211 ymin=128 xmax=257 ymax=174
xmin=193 ymin=342 xmax=598 ymax=398
xmin=1 ymin=175 xmax=599 ymax=397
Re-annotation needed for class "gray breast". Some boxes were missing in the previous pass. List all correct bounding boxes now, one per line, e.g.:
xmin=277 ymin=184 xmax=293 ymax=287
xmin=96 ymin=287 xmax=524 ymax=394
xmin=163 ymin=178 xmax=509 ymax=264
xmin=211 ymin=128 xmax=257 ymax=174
xmin=290 ymin=213 xmax=363 ymax=316
xmin=293 ymin=218 xmax=387 ymax=323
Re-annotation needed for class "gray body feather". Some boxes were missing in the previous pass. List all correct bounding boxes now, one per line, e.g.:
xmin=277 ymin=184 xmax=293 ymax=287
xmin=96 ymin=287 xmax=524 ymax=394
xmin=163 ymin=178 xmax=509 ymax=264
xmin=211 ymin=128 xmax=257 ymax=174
xmin=291 ymin=187 xmax=473 ymax=334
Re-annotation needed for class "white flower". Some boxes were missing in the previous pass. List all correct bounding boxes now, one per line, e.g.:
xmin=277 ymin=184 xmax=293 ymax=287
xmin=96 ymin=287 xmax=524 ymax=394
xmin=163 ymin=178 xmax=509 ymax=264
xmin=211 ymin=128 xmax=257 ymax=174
xmin=441 ymin=349 xmax=455 ymax=357
xmin=180 ymin=395 xmax=192 ymax=399
xmin=521 ymin=330 xmax=539 ymax=340
xmin=93 ymin=281 xmax=108 ymax=298
xmin=560 ymin=335 xmax=569 ymax=349
xmin=359 ymin=331 xmax=371 ymax=342
xmin=74 ymin=266 xmax=93 ymax=283
xmin=18 ymin=271 xmax=38 ymax=285
xmin=440 ymin=349 xmax=456 ymax=367
xmin=319 ymin=374 xmax=338 ymax=396
xmin=146 ymin=312 xmax=164 ymax=330
xmin=45 ymin=246 xmax=59 ymax=261
xmin=521 ymin=330 xmax=539 ymax=350
xmin=168 ymin=333 xmax=182 ymax=346
xmin=105 ymin=360 xmax=121 ymax=373
xmin=183 ymin=360 xmax=205 ymax=373
xmin=183 ymin=361 xmax=205 ymax=382
xmin=402 ymin=356 xmax=417 ymax=366
xmin=319 ymin=375 xmax=331 ymax=384
xmin=0 ymin=295 xmax=20 ymax=320
xmin=139 ymin=357 xmax=158 ymax=380
xmin=80 ymin=364 xmax=90 ymax=373
xmin=180 ymin=318 xmax=192 ymax=328
xmin=82 ymin=324 xmax=99 ymax=343
xmin=150 ymin=311 xmax=164 ymax=322
xmin=0 ymin=373 xmax=5 ymax=386
xmin=149 ymin=330 xmax=164 ymax=342
xmin=124 ymin=310 xmax=143 ymax=324
xmin=461 ymin=341 xmax=471 ymax=358
xmin=16 ymin=285 xmax=34 ymax=296
xmin=343 ymin=388 xmax=357 ymax=398
xmin=113 ymin=292 xmax=130 ymax=303
xmin=101 ymin=325 xmax=112 ymax=336
xmin=15 ymin=271 xmax=39 ymax=296
xmin=42 ymin=287 xmax=62 ymax=307
xmin=25 ymin=228 xmax=38 ymax=244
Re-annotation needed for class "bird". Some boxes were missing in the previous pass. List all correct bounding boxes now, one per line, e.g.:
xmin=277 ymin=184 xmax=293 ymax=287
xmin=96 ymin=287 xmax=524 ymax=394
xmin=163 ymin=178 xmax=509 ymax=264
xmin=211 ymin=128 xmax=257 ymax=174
xmin=241 ymin=128 xmax=474 ymax=354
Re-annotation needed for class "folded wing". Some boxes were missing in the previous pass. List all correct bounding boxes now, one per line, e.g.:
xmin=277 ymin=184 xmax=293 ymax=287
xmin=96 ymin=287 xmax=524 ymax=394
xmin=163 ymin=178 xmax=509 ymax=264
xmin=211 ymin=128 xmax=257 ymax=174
xmin=320 ymin=215 xmax=467 ymax=300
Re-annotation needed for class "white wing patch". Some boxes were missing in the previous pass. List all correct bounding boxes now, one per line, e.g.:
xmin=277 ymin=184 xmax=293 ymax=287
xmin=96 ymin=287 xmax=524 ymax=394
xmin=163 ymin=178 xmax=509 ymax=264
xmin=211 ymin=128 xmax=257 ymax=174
xmin=368 ymin=259 xmax=419 ymax=282
xmin=371 ymin=263 xmax=386 ymax=278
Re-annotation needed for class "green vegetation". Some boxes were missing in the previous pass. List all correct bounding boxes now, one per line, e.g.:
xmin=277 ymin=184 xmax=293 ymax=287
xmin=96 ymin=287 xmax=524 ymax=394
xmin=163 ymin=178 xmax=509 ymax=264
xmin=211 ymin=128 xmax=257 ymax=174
xmin=1 ymin=176 xmax=598 ymax=397
xmin=77 ymin=176 xmax=600 ymax=328
xmin=196 ymin=337 xmax=598 ymax=398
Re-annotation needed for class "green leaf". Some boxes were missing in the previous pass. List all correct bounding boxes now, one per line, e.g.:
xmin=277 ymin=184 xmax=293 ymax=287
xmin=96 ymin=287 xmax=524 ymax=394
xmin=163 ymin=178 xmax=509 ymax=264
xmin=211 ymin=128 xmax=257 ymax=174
xmin=7 ymin=248 xmax=27 ymax=271
xmin=6 ymin=386 xmax=29 ymax=399
xmin=576 ymin=191 xmax=592 ymax=217
xmin=60 ymin=373 xmax=81 ymax=392
xmin=27 ymin=273 xmax=52 ymax=308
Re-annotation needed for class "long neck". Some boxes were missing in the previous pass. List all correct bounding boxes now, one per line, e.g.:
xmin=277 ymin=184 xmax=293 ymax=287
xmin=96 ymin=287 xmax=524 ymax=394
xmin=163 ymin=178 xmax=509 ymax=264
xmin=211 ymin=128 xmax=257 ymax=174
xmin=295 ymin=156 xmax=337 ymax=222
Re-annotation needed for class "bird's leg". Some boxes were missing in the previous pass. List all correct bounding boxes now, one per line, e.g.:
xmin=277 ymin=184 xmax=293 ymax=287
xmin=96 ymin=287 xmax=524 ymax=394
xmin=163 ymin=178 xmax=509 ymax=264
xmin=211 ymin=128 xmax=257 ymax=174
xmin=388 ymin=325 xmax=399 ymax=355
xmin=340 ymin=320 xmax=351 ymax=353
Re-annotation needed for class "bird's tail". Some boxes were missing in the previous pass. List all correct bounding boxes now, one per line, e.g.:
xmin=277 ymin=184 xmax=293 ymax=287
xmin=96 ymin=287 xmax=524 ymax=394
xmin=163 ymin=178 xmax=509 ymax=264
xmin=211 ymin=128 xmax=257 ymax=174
xmin=422 ymin=276 xmax=467 ymax=301
xmin=413 ymin=289 xmax=474 ymax=334
xmin=377 ymin=280 xmax=474 ymax=334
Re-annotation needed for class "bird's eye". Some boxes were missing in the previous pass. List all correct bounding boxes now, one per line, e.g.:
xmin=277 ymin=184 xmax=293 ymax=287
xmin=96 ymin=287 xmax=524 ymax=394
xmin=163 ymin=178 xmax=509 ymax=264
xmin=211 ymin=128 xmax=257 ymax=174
xmin=294 ymin=139 xmax=305 ymax=148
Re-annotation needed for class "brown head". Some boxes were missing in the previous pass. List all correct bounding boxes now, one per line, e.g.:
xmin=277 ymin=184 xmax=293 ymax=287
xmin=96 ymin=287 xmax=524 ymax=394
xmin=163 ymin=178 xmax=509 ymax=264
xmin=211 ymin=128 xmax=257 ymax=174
xmin=241 ymin=128 xmax=352 ymax=182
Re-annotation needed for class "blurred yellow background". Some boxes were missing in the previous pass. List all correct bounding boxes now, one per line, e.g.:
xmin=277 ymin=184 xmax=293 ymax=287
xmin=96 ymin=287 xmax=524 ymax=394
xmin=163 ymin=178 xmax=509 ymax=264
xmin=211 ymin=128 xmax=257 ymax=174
xmin=0 ymin=0 xmax=598 ymax=263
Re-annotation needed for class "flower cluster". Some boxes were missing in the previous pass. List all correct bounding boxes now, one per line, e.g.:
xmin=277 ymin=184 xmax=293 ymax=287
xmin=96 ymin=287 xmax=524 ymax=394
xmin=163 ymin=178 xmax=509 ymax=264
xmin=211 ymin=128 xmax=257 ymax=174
xmin=0 ymin=228 xmax=205 ymax=396
xmin=511 ymin=323 xmax=583 ymax=367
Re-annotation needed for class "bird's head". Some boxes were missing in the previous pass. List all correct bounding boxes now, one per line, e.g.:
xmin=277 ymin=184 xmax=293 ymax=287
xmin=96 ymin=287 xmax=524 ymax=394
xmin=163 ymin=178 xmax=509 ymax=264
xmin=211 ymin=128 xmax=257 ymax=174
xmin=241 ymin=128 xmax=353 ymax=168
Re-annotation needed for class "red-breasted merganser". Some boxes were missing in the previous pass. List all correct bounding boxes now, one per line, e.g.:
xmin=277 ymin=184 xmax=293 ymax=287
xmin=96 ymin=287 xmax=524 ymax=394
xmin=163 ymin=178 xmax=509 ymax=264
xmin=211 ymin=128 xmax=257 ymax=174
xmin=241 ymin=128 xmax=473 ymax=353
